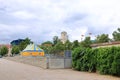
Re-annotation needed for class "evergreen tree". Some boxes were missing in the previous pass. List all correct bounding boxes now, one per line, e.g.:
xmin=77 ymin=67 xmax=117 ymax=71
xmin=112 ymin=28 xmax=120 ymax=41
xmin=80 ymin=37 xmax=92 ymax=48
xmin=96 ymin=34 xmax=110 ymax=43
xmin=53 ymin=36 xmax=59 ymax=46
xmin=72 ymin=40 xmax=79 ymax=49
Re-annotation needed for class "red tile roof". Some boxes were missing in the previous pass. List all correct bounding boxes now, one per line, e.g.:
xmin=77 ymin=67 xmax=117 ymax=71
xmin=0 ymin=44 xmax=11 ymax=48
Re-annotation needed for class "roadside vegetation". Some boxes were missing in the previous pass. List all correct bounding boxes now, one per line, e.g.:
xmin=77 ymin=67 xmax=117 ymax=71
xmin=72 ymin=47 xmax=120 ymax=76
xmin=71 ymin=28 xmax=120 ymax=76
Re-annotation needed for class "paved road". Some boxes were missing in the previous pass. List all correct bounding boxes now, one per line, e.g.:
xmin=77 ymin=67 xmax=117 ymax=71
xmin=0 ymin=59 xmax=119 ymax=80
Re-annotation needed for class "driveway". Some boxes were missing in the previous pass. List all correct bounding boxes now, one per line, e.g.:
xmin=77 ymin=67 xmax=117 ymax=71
xmin=0 ymin=59 xmax=119 ymax=80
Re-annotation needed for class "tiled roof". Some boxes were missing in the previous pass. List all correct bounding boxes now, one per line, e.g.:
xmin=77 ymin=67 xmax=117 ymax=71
xmin=0 ymin=44 xmax=11 ymax=48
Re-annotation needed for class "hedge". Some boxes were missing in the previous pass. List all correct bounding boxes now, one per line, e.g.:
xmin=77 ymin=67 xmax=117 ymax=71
xmin=72 ymin=46 xmax=120 ymax=76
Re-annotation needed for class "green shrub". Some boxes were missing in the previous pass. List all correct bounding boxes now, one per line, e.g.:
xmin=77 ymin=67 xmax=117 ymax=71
xmin=111 ymin=47 xmax=120 ymax=76
xmin=96 ymin=47 xmax=120 ymax=76
xmin=86 ymin=48 xmax=97 ymax=72
xmin=0 ymin=46 xmax=8 ymax=56
xmin=72 ymin=47 xmax=97 ymax=72
xmin=72 ymin=47 xmax=85 ymax=70
xmin=97 ymin=48 xmax=109 ymax=74
xmin=11 ymin=46 xmax=20 ymax=55
xmin=72 ymin=46 xmax=120 ymax=76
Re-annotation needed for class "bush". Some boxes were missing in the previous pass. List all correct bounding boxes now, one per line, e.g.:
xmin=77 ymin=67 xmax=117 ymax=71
xmin=96 ymin=47 xmax=120 ymax=76
xmin=0 ymin=46 xmax=8 ymax=56
xmin=85 ymin=48 xmax=97 ymax=72
xmin=72 ymin=47 xmax=97 ymax=72
xmin=11 ymin=46 xmax=20 ymax=55
xmin=72 ymin=46 xmax=120 ymax=76
xmin=72 ymin=47 xmax=85 ymax=70
xmin=96 ymin=47 xmax=112 ymax=74
xmin=111 ymin=47 xmax=120 ymax=76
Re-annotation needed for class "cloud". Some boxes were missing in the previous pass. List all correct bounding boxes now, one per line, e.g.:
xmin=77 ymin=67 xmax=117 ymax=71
xmin=11 ymin=11 xmax=37 ymax=20
xmin=0 ymin=0 xmax=120 ymax=44
xmin=64 ymin=13 xmax=87 ymax=24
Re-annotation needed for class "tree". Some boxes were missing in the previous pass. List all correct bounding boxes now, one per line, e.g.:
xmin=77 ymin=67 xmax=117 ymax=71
xmin=80 ymin=37 xmax=92 ymax=48
xmin=64 ymin=40 xmax=72 ymax=50
xmin=11 ymin=46 xmax=20 ymax=55
xmin=0 ymin=46 xmax=8 ymax=56
xmin=53 ymin=36 xmax=59 ymax=46
xmin=40 ymin=41 xmax=53 ymax=54
xmin=72 ymin=40 xmax=79 ymax=49
xmin=24 ymin=37 xmax=32 ymax=44
xmin=19 ymin=41 xmax=27 ymax=51
xmin=49 ymin=41 xmax=65 ymax=55
xmin=42 ymin=41 xmax=52 ymax=45
xmin=112 ymin=28 xmax=120 ymax=41
xmin=19 ymin=37 xmax=32 ymax=51
xmin=54 ymin=41 xmax=65 ymax=51
xmin=96 ymin=34 xmax=110 ymax=43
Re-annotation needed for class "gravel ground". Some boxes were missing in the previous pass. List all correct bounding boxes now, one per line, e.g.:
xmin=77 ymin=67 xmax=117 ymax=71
xmin=0 ymin=58 xmax=119 ymax=80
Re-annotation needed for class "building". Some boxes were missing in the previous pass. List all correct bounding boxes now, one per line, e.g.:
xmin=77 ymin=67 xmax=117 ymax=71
xmin=11 ymin=39 xmax=25 ymax=46
xmin=91 ymin=41 xmax=120 ymax=48
xmin=60 ymin=31 xmax=68 ymax=44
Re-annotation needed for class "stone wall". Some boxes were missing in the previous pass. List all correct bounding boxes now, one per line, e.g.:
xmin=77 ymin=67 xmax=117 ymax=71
xmin=4 ymin=56 xmax=72 ymax=69
xmin=4 ymin=56 xmax=47 ymax=69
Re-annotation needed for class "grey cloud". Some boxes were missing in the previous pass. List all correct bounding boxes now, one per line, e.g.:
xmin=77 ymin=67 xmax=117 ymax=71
xmin=64 ymin=13 xmax=87 ymax=24
xmin=0 ymin=0 xmax=120 ymax=43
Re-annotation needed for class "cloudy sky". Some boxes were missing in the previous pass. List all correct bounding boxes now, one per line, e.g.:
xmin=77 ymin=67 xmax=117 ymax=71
xmin=0 ymin=0 xmax=120 ymax=44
